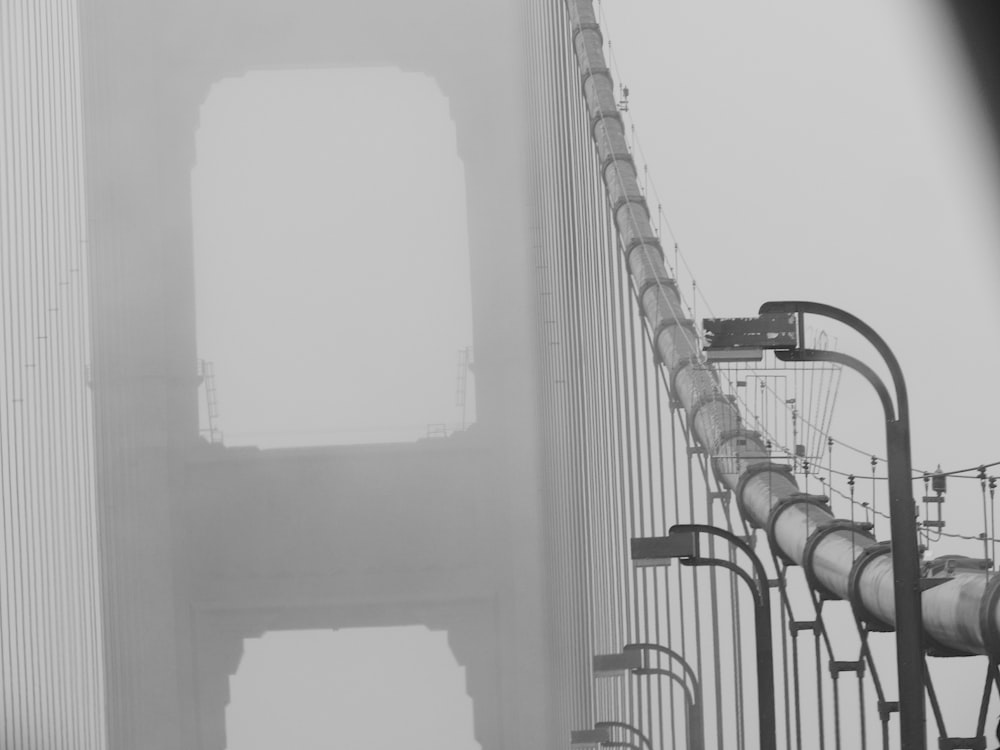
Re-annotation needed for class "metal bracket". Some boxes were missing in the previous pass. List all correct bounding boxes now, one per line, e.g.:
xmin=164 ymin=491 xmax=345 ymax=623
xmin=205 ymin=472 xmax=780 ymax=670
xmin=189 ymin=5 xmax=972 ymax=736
xmin=829 ymin=660 xmax=865 ymax=678
xmin=714 ymin=428 xmax=764 ymax=455
xmin=803 ymin=520 xmax=876 ymax=600
xmin=611 ymin=192 xmax=649 ymax=221
xmin=789 ymin=620 xmax=818 ymax=635
xmin=633 ymin=267 xmax=674 ymax=302
xmin=848 ymin=542 xmax=894 ymax=632
xmin=878 ymin=700 xmax=900 ymax=721
xmin=924 ymin=556 xmax=992 ymax=578
xmin=978 ymin=572 xmax=1000 ymax=658
xmin=921 ymin=578 xmax=951 ymax=593
xmin=666 ymin=352 xmax=707 ymax=399
xmin=711 ymin=429 xmax=765 ymax=486
xmin=600 ymin=151 xmax=634 ymax=175
xmin=735 ymin=463 xmax=795 ymax=527
xmin=686 ymin=392 xmax=734 ymax=434
xmin=624 ymin=234 xmax=665 ymax=263
xmin=571 ymin=21 xmax=603 ymax=49
xmin=762 ymin=492 xmax=829 ymax=566
xmin=591 ymin=107 xmax=624 ymax=142
xmin=653 ymin=318 xmax=697 ymax=353
xmin=938 ymin=739 xmax=986 ymax=750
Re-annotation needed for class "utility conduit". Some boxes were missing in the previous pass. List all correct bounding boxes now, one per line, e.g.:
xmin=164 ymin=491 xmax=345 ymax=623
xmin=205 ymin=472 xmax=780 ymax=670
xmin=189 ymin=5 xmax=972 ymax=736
xmin=566 ymin=0 xmax=1000 ymax=657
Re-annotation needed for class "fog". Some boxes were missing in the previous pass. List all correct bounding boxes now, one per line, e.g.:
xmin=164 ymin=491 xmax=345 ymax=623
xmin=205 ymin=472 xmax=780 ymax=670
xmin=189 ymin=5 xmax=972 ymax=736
xmin=193 ymin=68 xmax=474 ymax=448
xmin=599 ymin=0 xmax=1000 ymax=740
xmin=3 ymin=0 xmax=1000 ymax=748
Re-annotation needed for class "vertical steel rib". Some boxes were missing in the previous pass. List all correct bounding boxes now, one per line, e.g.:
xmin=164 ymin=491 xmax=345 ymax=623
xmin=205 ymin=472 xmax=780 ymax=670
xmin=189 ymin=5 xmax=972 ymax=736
xmin=565 ymin=0 xmax=1000 ymax=658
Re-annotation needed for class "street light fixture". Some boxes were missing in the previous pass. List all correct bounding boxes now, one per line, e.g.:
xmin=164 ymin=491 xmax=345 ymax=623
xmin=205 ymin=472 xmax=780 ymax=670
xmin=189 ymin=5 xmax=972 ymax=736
xmin=592 ymin=649 xmax=644 ymax=675
xmin=706 ymin=300 xmax=925 ymax=750
xmin=570 ymin=727 xmax=611 ymax=747
xmin=631 ymin=524 xmax=776 ymax=750
xmin=592 ymin=644 xmax=704 ymax=750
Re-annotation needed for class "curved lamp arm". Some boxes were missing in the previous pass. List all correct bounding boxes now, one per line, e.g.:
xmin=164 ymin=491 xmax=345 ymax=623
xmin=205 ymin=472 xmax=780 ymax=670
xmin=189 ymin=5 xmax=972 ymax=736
xmin=624 ymin=642 xmax=700 ymax=694
xmin=758 ymin=300 xmax=908 ymax=421
xmin=594 ymin=721 xmax=653 ymax=750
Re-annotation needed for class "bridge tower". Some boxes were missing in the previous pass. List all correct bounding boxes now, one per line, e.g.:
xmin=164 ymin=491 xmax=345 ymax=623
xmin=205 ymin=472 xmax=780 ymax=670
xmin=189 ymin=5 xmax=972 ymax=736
xmin=78 ymin=1 xmax=548 ymax=747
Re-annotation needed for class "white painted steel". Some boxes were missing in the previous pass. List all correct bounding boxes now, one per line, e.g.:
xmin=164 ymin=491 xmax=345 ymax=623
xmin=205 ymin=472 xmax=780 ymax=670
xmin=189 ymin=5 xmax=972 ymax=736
xmin=567 ymin=0 xmax=999 ymax=657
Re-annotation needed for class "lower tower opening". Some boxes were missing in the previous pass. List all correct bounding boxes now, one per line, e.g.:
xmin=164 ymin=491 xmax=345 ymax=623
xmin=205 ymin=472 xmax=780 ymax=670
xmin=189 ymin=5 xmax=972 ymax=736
xmin=225 ymin=626 xmax=481 ymax=749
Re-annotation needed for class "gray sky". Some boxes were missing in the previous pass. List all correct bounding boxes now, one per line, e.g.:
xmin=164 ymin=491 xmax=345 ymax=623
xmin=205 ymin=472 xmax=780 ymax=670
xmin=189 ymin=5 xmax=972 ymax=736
xmin=596 ymin=0 xmax=1000 ymax=481
xmin=191 ymin=1 xmax=1000 ymax=746
xmin=599 ymin=0 xmax=1000 ymax=738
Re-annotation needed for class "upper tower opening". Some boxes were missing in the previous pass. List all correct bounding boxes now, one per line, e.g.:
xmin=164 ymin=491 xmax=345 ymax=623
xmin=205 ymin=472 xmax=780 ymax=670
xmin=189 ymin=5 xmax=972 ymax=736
xmin=192 ymin=67 xmax=475 ymax=448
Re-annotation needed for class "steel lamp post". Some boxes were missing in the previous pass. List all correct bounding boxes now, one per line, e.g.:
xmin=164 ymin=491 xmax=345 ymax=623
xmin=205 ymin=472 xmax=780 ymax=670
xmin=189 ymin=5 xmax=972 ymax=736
xmin=631 ymin=524 xmax=776 ymax=750
xmin=592 ymin=644 xmax=704 ymax=750
xmin=703 ymin=300 xmax=926 ymax=750
xmin=757 ymin=300 xmax=925 ymax=750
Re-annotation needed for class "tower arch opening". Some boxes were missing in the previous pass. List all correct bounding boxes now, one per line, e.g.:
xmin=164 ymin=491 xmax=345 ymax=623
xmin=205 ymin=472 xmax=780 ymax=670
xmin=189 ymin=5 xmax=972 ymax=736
xmin=225 ymin=626 xmax=481 ymax=749
xmin=192 ymin=67 xmax=475 ymax=448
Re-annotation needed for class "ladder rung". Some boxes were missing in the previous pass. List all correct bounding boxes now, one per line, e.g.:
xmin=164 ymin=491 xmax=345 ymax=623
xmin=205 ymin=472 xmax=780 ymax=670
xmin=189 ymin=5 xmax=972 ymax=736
xmin=790 ymin=620 xmax=817 ymax=634
xmin=938 ymin=738 xmax=986 ymax=750
xmin=829 ymin=660 xmax=864 ymax=675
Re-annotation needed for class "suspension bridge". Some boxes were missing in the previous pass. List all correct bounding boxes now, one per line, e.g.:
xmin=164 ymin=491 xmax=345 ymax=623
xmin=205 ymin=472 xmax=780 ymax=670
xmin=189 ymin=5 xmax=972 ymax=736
xmin=2 ymin=1 xmax=999 ymax=748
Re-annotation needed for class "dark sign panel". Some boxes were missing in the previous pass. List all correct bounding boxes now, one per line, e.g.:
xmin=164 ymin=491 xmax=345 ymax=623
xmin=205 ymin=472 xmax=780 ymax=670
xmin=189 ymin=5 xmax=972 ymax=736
xmin=703 ymin=313 xmax=798 ymax=350
xmin=706 ymin=348 xmax=764 ymax=363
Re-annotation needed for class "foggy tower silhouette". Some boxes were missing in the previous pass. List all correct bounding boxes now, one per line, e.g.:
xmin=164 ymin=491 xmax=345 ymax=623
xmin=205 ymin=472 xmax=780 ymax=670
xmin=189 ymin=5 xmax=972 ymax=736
xmin=79 ymin=1 xmax=547 ymax=747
